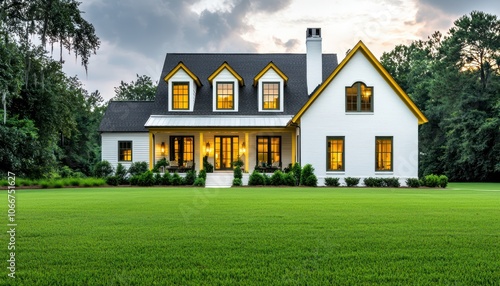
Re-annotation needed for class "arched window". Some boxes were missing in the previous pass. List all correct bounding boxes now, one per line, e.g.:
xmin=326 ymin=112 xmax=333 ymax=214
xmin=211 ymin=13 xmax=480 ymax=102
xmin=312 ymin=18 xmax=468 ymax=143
xmin=346 ymin=82 xmax=373 ymax=112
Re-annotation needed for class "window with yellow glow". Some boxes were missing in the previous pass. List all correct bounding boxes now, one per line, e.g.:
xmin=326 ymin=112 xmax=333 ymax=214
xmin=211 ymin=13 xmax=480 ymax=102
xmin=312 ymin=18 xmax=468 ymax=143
xmin=262 ymin=82 xmax=280 ymax=110
xmin=169 ymin=136 xmax=194 ymax=166
xmin=256 ymin=136 xmax=281 ymax=166
xmin=172 ymin=82 xmax=189 ymax=110
xmin=327 ymin=137 xmax=344 ymax=171
xmin=118 ymin=141 xmax=132 ymax=161
xmin=346 ymin=82 xmax=373 ymax=112
xmin=216 ymin=82 xmax=234 ymax=110
xmin=376 ymin=137 xmax=392 ymax=171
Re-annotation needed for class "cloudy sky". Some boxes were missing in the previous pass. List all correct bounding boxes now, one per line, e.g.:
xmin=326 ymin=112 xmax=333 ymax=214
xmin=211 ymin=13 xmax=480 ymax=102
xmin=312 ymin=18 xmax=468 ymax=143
xmin=60 ymin=0 xmax=499 ymax=100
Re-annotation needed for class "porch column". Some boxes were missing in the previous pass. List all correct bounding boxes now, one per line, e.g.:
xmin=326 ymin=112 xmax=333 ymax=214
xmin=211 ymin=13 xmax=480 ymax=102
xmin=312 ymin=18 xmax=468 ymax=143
xmin=149 ymin=131 xmax=154 ymax=170
xmin=199 ymin=132 xmax=204 ymax=171
xmin=291 ymin=129 xmax=296 ymax=164
xmin=245 ymin=132 xmax=249 ymax=172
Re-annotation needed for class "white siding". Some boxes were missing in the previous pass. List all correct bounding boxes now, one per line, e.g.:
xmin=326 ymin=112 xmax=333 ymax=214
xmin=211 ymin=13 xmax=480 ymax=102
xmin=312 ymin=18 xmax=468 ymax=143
xmin=101 ymin=133 xmax=150 ymax=170
xmin=300 ymin=51 xmax=419 ymax=186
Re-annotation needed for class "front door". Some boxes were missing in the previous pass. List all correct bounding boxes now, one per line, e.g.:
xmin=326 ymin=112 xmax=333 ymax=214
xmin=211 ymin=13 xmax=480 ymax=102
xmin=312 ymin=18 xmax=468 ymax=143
xmin=215 ymin=136 xmax=239 ymax=170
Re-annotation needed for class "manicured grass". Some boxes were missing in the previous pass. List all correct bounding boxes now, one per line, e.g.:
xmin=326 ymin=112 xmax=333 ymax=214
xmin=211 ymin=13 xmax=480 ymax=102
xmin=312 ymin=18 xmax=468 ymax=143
xmin=2 ymin=183 xmax=500 ymax=285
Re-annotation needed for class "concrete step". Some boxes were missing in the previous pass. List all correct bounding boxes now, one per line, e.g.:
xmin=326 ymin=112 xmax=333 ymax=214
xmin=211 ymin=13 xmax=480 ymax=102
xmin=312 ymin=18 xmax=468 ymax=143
xmin=205 ymin=172 xmax=233 ymax=188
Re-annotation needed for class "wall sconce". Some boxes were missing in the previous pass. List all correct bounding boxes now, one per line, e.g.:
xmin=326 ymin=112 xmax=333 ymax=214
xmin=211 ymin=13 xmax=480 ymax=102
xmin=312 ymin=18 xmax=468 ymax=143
xmin=160 ymin=142 xmax=165 ymax=155
xmin=205 ymin=142 xmax=211 ymax=156
xmin=241 ymin=141 xmax=246 ymax=154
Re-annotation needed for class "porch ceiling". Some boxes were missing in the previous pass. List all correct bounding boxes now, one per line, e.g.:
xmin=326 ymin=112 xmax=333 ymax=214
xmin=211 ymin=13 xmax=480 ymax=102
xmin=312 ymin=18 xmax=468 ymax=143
xmin=145 ymin=115 xmax=293 ymax=128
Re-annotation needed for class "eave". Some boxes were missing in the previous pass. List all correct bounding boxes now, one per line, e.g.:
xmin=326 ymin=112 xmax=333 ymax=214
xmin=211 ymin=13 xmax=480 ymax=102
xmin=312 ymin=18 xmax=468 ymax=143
xmin=164 ymin=62 xmax=202 ymax=87
xmin=253 ymin=62 xmax=289 ymax=87
xmin=208 ymin=61 xmax=244 ymax=86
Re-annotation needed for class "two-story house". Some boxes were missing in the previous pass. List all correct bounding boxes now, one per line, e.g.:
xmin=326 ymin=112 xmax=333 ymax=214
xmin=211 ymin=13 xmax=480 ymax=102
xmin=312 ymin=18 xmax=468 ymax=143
xmin=99 ymin=28 xmax=428 ymax=186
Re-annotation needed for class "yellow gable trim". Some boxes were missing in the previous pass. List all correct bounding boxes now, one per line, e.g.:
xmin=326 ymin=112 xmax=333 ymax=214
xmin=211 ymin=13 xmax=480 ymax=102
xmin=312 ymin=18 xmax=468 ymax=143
xmin=253 ymin=62 xmax=289 ymax=87
xmin=291 ymin=41 xmax=428 ymax=125
xmin=208 ymin=62 xmax=244 ymax=86
xmin=164 ymin=62 xmax=202 ymax=87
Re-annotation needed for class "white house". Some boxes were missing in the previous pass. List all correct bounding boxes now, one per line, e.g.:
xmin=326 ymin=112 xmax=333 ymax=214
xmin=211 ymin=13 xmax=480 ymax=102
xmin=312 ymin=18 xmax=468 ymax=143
xmin=99 ymin=28 xmax=428 ymax=186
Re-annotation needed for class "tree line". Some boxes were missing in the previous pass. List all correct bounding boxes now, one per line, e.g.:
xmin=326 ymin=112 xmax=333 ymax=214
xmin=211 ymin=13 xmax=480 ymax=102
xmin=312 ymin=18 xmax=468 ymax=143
xmin=381 ymin=11 xmax=499 ymax=181
xmin=1 ymin=6 xmax=497 ymax=181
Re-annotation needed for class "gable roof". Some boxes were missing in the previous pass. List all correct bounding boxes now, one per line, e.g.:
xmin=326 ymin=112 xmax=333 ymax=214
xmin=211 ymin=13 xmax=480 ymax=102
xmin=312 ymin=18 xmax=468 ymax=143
xmin=152 ymin=53 xmax=338 ymax=116
xmin=163 ymin=62 xmax=202 ymax=87
xmin=99 ymin=101 xmax=155 ymax=132
xmin=207 ymin=61 xmax=245 ymax=86
xmin=253 ymin=62 xmax=289 ymax=86
xmin=291 ymin=41 xmax=428 ymax=125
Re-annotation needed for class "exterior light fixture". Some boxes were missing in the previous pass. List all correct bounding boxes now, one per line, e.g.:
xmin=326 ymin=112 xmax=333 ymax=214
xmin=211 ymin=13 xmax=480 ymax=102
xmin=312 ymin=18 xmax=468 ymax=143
xmin=205 ymin=142 xmax=211 ymax=156
xmin=161 ymin=142 xmax=165 ymax=155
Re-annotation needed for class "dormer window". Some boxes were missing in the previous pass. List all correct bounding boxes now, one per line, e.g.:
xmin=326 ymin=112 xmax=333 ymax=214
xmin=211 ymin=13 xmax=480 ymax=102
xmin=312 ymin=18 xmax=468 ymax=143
xmin=172 ymin=82 xmax=189 ymax=110
xmin=164 ymin=62 xmax=202 ymax=112
xmin=216 ymin=82 xmax=234 ymax=110
xmin=208 ymin=62 xmax=243 ymax=112
xmin=254 ymin=62 xmax=288 ymax=112
xmin=262 ymin=82 xmax=280 ymax=110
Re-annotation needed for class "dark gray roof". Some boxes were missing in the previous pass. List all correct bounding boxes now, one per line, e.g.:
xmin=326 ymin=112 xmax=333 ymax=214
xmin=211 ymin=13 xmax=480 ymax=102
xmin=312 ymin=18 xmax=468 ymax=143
xmin=152 ymin=53 xmax=338 ymax=116
xmin=99 ymin=101 xmax=155 ymax=132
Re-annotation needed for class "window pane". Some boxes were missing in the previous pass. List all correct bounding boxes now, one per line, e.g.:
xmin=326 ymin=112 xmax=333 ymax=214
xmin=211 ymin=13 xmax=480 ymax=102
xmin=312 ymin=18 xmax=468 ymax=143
xmin=173 ymin=83 xmax=189 ymax=110
xmin=263 ymin=83 xmax=279 ymax=110
xmin=346 ymin=85 xmax=358 ymax=111
xmin=217 ymin=82 xmax=234 ymax=110
xmin=376 ymin=138 xmax=392 ymax=171
xmin=256 ymin=136 xmax=281 ymax=166
xmin=119 ymin=141 xmax=132 ymax=161
xmin=327 ymin=138 xmax=343 ymax=171
xmin=360 ymin=84 xmax=373 ymax=111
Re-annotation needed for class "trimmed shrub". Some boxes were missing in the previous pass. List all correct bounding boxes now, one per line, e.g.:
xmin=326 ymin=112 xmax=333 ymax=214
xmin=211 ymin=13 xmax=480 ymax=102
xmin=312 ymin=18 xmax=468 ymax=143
xmin=345 ymin=177 xmax=360 ymax=187
xmin=198 ymin=169 xmax=207 ymax=180
xmin=300 ymin=164 xmax=314 ymax=186
xmin=300 ymin=164 xmax=317 ymax=187
xmin=203 ymin=156 xmax=214 ymax=173
xmin=263 ymin=173 xmax=271 ymax=186
xmin=93 ymin=161 xmax=114 ymax=178
xmin=234 ymin=166 xmax=243 ymax=180
xmin=184 ymin=170 xmax=197 ymax=185
xmin=304 ymin=174 xmax=318 ymax=187
xmin=138 ymin=170 xmax=155 ymax=186
xmin=383 ymin=177 xmax=400 ymax=188
xmin=129 ymin=175 xmax=140 ymax=186
xmin=406 ymin=178 xmax=420 ymax=188
xmin=248 ymin=170 xmax=265 ymax=186
xmin=364 ymin=177 xmax=384 ymax=187
xmin=115 ymin=163 xmax=128 ymax=184
xmin=153 ymin=173 xmax=163 ymax=185
xmin=292 ymin=163 xmax=301 ymax=186
xmin=194 ymin=178 xmax=205 ymax=187
xmin=128 ymin=161 xmax=149 ymax=176
xmin=439 ymin=175 xmax=448 ymax=188
xmin=324 ymin=177 xmax=340 ymax=187
xmin=162 ymin=171 xmax=172 ymax=185
xmin=270 ymin=170 xmax=284 ymax=186
xmin=106 ymin=176 xmax=119 ymax=186
xmin=69 ymin=178 xmax=80 ymax=186
xmin=171 ymin=172 xmax=183 ymax=186
xmin=232 ymin=178 xmax=243 ymax=186
xmin=423 ymin=174 xmax=440 ymax=188
xmin=283 ymin=172 xmax=296 ymax=186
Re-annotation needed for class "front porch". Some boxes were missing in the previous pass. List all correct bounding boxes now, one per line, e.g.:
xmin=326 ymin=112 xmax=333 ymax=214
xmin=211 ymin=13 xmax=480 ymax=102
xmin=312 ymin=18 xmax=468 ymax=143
xmin=148 ymin=128 xmax=296 ymax=173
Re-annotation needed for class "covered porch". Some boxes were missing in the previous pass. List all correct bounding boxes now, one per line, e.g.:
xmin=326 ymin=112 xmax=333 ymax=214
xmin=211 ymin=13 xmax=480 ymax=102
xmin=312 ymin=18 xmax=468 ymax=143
xmin=145 ymin=115 xmax=297 ymax=173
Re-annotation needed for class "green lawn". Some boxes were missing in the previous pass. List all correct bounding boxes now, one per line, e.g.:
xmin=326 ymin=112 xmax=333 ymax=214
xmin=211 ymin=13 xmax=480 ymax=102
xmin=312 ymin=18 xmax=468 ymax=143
xmin=2 ymin=183 xmax=500 ymax=285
